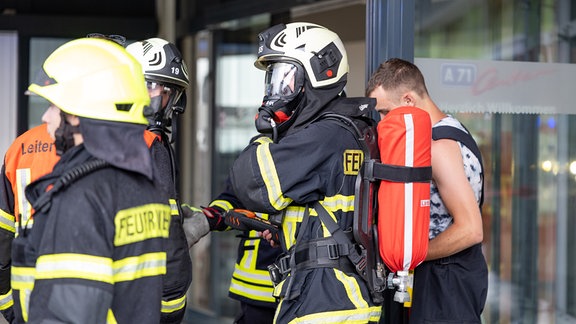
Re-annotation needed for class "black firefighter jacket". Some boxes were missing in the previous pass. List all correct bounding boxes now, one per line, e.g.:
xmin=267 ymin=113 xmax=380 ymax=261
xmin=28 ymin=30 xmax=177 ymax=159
xmin=11 ymin=145 xmax=171 ymax=324
xmin=230 ymin=97 xmax=382 ymax=323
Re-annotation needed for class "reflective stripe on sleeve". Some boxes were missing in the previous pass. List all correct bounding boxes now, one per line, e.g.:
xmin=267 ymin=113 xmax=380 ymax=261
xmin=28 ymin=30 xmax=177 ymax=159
xmin=0 ymin=289 xmax=13 ymax=310
xmin=161 ymin=294 xmax=186 ymax=313
xmin=0 ymin=210 xmax=15 ymax=233
xmin=255 ymin=141 xmax=293 ymax=210
xmin=169 ymin=199 xmax=179 ymax=216
xmin=209 ymin=199 xmax=233 ymax=211
xmin=113 ymin=252 xmax=167 ymax=282
xmin=11 ymin=266 xmax=35 ymax=291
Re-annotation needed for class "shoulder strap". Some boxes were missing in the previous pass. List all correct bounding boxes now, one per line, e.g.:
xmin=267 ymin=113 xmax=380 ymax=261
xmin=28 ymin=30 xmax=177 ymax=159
xmin=317 ymin=112 xmax=375 ymax=157
xmin=32 ymin=158 xmax=111 ymax=214
xmin=432 ymin=125 xmax=484 ymax=208
xmin=432 ymin=126 xmax=483 ymax=167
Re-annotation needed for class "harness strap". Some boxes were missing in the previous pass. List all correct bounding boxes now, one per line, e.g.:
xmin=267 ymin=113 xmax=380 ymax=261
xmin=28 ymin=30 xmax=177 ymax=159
xmin=371 ymin=162 xmax=432 ymax=183
xmin=313 ymin=201 xmax=368 ymax=277
xmin=293 ymin=237 xmax=356 ymax=274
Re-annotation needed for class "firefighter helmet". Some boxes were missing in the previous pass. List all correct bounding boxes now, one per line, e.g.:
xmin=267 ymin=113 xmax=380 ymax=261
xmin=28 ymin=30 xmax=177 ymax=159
xmin=27 ymin=38 xmax=150 ymax=125
xmin=126 ymin=38 xmax=189 ymax=121
xmin=255 ymin=22 xmax=348 ymax=89
xmin=253 ymin=22 xmax=349 ymax=137
xmin=126 ymin=38 xmax=189 ymax=90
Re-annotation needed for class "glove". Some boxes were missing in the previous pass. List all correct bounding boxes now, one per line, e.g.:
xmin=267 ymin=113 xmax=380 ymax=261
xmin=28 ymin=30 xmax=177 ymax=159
xmin=181 ymin=204 xmax=210 ymax=248
xmin=201 ymin=206 xmax=227 ymax=231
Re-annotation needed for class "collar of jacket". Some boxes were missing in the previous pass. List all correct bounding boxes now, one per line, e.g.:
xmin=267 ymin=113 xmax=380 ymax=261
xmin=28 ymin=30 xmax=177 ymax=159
xmin=79 ymin=118 xmax=154 ymax=180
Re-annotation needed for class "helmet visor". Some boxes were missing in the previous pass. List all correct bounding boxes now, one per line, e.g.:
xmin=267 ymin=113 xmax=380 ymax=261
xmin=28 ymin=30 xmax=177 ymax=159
xmin=264 ymin=62 xmax=300 ymax=98
xmin=146 ymin=81 xmax=182 ymax=109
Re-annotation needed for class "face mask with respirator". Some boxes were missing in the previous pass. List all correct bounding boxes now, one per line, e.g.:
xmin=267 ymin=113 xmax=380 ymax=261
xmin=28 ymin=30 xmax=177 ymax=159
xmin=255 ymin=62 xmax=305 ymax=141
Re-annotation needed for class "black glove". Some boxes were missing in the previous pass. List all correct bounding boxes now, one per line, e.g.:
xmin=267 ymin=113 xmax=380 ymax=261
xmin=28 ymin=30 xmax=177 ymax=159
xmin=201 ymin=206 xmax=227 ymax=231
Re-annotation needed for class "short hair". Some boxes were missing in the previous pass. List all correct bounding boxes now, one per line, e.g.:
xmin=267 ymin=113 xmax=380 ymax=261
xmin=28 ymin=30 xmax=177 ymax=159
xmin=366 ymin=58 xmax=429 ymax=98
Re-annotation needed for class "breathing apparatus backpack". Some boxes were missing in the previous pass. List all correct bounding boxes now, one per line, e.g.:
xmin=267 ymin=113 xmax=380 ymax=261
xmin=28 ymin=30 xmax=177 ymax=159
xmin=374 ymin=107 xmax=432 ymax=305
xmin=315 ymin=106 xmax=432 ymax=306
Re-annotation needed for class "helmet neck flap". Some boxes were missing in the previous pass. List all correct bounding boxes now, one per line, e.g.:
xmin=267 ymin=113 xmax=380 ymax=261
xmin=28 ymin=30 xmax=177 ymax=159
xmin=54 ymin=111 xmax=79 ymax=156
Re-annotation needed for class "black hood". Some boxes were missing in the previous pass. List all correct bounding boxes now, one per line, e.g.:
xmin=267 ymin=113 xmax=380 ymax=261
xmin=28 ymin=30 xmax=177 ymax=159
xmin=79 ymin=118 xmax=153 ymax=180
xmin=278 ymin=74 xmax=347 ymax=138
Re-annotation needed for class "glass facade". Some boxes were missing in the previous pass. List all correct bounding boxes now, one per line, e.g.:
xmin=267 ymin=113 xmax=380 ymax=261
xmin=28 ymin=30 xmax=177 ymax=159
xmin=413 ymin=1 xmax=576 ymax=323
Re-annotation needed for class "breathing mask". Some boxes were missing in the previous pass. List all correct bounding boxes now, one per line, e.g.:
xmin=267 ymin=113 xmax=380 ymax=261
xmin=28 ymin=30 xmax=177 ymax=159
xmin=255 ymin=62 xmax=305 ymax=136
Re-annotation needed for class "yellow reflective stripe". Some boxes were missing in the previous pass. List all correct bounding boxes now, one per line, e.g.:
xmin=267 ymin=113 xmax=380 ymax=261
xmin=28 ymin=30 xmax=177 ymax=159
xmin=0 ymin=289 xmax=13 ymax=310
xmin=239 ymin=237 xmax=258 ymax=271
xmin=254 ymin=137 xmax=273 ymax=145
xmin=287 ymin=305 xmax=382 ymax=323
xmin=322 ymin=195 xmax=355 ymax=212
xmin=35 ymin=254 xmax=113 ymax=284
xmin=209 ymin=199 xmax=233 ymax=211
xmin=232 ymin=263 xmax=271 ymax=286
xmin=281 ymin=206 xmax=307 ymax=249
xmin=18 ymin=287 xmax=30 ymax=322
xmin=0 ymin=209 xmax=15 ymax=233
xmin=161 ymin=294 xmax=186 ymax=313
xmin=34 ymin=252 xmax=166 ymax=284
xmin=106 ymin=309 xmax=118 ymax=324
xmin=272 ymin=278 xmax=285 ymax=300
xmin=315 ymin=198 xmax=354 ymax=240
xmin=11 ymin=266 xmax=35 ymax=290
xmin=229 ymin=277 xmax=275 ymax=303
xmin=113 ymin=252 xmax=166 ymax=282
xmin=333 ymin=268 xmax=368 ymax=309
xmin=255 ymin=141 xmax=292 ymax=210
xmin=16 ymin=169 xmax=32 ymax=229
xmin=12 ymin=266 xmax=34 ymax=322
xmin=169 ymin=199 xmax=179 ymax=216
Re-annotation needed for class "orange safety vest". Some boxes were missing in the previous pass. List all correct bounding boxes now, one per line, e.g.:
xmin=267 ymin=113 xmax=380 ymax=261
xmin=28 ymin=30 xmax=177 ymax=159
xmin=3 ymin=124 xmax=60 ymax=231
